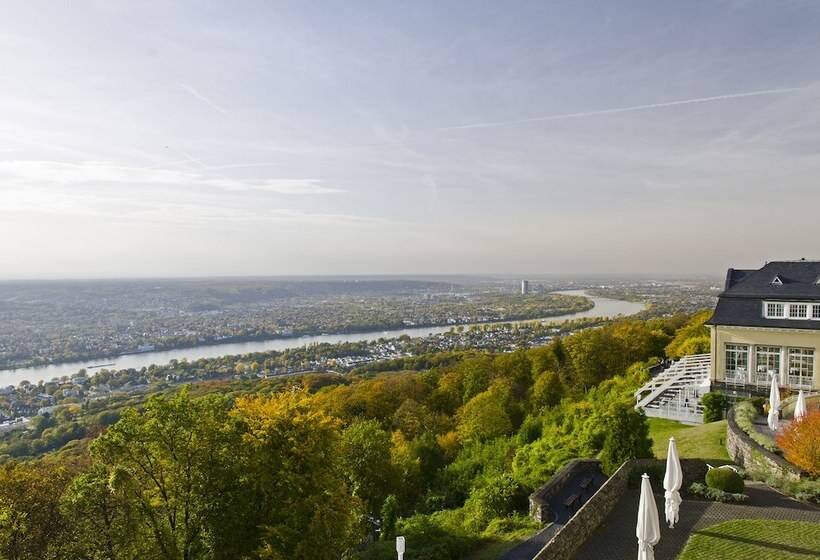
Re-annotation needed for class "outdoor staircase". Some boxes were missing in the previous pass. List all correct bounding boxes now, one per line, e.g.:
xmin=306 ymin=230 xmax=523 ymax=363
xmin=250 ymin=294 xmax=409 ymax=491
xmin=635 ymin=353 xmax=712 ymax=424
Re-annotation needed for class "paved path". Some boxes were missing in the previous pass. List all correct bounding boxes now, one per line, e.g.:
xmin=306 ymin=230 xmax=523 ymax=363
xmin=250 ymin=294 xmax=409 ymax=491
xmin=573 ymin=482 xmax=820 ymax=560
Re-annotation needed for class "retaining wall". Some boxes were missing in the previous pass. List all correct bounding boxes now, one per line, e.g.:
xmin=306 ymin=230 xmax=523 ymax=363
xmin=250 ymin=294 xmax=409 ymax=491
xmin=725 ymin=408 xmax=802 ymax=482
xmin=530 ymin=458 xmax=708 ymax=560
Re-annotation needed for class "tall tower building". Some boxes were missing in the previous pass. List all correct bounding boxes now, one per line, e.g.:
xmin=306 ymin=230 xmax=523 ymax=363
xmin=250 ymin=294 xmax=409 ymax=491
xmin=521 ymin=280 xmax=529 ymax=295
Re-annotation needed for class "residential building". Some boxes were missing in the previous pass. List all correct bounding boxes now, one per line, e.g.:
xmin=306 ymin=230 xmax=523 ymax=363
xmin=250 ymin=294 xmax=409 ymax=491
xmin=707 ymin=260 xmax=820 ymax=394
xmin=636 ymin=259 xmax=820 ymax=424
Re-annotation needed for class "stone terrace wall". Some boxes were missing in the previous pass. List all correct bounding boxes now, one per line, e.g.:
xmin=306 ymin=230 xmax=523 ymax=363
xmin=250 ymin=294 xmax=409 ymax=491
xmin=532 ymin=459 xmax=650 ymax=560
xmin=726 ymin=408 xmax=802 ymax=482
xmin=531 ymin=458 xmax=708 ymax=560
xmin=528 ymin=459 xmax=602 ymax=524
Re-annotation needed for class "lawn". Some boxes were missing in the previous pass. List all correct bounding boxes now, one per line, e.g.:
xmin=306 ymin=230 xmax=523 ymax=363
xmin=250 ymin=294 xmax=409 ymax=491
xmin=678 ymin=520 xmax=820 ymax=560
xmin=647 ymin=418 xmax=730 ymax=462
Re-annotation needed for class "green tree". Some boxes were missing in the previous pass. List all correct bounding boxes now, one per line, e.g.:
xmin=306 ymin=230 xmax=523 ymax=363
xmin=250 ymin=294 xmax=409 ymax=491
xmin=599 ymin=404 xmax=653 ymax=473
xmin=464 ymin=473 xmax=521 ymax=531
xmin=341 ymin=420 xmax=395 ymax=517
xmin=60 ymin=466 xmax=139 ymax=560
xmin=665 ymin=310 xmax=712 ymax=359
xmin=701 ymin=392 xmax=728 ymax=423
xmin=456 ymin=388 xmax=512 ymax=444
xmin=90 ymin=389 xmax=251 ymax=560
xmin=531 ymin=371 xmax=564 ymax=409
xmin=379 ymin=495 xmax=399 ymax=541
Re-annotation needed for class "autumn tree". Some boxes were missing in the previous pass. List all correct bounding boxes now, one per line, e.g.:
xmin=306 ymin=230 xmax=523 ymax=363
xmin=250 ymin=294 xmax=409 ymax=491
xmin=0 ymin=460 xmax=76 ymax=560
xmin=457 ymin=386 xmax=512 ymax=444
xmin=235 ymin=390 xmax=363 ymax=560
xmin=777 ymin=410 xmax=820 ymax=476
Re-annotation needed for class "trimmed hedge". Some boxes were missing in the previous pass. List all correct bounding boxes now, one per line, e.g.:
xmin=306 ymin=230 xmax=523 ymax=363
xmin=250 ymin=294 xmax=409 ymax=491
xmin=705 ymin=467 xmax=745 ymax=494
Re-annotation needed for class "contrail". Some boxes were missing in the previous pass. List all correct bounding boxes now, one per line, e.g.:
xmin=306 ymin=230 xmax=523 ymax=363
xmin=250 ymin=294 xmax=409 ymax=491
xmin=177 ymin=83 xmax=230 ymax=116
xmin=441 ymin=87 xmax=802 ymax=130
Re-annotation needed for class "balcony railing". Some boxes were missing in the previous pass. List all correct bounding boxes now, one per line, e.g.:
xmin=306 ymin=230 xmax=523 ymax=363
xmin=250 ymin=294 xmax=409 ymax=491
xmin=788 ymin=374 xmax=813 ymax=390
xmin=722 ymin=371 xmax=814 ymax=390
xmin=754 ymin=371 xmax=776 ymax=387
xmin=723 ymin=370 xmax=747 ymax=386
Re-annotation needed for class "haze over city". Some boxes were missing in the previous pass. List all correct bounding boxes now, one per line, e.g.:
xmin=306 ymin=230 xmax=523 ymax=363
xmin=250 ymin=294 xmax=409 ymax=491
xmin=3 ymin=1 xmax=820 ymax=278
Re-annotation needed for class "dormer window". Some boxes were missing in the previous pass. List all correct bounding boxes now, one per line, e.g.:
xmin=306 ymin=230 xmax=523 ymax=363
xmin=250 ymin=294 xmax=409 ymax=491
xmin=765 ymin=302 xmax=785 ymax=318
xmin=790 ymin=303 xmax=808 ymax=318
xmin=764 ymin=301 xmax=819 ymax=320
xmin=771 ymin=276 xmax=783 ymax=286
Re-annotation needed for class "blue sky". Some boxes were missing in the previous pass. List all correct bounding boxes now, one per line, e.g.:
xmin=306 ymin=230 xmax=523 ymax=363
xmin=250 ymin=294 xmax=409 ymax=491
xmin=2 ymin=1 xmax=820 ymax=278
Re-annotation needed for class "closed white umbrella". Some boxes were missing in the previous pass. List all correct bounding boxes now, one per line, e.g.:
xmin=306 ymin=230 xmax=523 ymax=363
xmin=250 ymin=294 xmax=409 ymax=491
xmin=636 ymin=473 xmax=661 ymax=560
xmin=767 ymin=374 xmax=780 ymax=431
xmin=663 ymin=437 xmax=683 ymax=528
xmin=794 ymin=390 xmax=807 ymax=421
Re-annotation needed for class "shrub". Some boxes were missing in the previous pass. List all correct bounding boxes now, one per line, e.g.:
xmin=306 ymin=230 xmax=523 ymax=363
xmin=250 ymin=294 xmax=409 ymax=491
xmin=701 ymin=392 xmax=727 ymax=423
xmin=776 ymin=410 xmax=820 ymax=476
xmin=463 ymin=473 xmax=521 ymax=531
xmin=705 ymin=467 xmax=744 ymax=494
xmin=688 ymin=482 xmax=748 ymax=503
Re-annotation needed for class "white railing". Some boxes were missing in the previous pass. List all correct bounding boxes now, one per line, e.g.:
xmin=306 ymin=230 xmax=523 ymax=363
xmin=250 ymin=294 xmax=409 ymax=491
xmin=787 ymin=374 xmax=813 ymax=390
xmin=723 ymin=370 xmax=747 ymax=386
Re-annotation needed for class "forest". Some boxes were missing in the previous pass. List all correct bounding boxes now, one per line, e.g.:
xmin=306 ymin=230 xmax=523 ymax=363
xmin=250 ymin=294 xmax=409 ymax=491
xmin=0 ymin=312 xmax=710 ymax=560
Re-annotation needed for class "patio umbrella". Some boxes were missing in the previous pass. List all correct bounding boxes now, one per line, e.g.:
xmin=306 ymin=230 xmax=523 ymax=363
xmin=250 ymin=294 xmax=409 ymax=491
xmin=636 ymin=473 xmax=661 ymax=560
xmin=663 ymin=437 xmax=682 ymax=528
xmin=794 ymin=390 xmax=807 ymax=421
xmin=767 ymin=374 xmax=780 ymax=431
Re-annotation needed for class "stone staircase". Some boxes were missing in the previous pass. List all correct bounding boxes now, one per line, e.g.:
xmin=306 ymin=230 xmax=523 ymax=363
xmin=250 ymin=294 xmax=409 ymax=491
xmin=635 ymin=353 xmax=712 ymax=424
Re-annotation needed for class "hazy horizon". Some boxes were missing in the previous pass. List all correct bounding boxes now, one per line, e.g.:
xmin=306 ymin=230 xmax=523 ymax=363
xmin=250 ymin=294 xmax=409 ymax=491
xmin=3 ymin=1 xmax=820 ymax=278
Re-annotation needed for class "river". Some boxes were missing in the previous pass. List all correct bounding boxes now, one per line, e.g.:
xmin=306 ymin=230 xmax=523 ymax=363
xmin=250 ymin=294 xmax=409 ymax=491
xmin=2 ymin=290 xmax=644 ymax=385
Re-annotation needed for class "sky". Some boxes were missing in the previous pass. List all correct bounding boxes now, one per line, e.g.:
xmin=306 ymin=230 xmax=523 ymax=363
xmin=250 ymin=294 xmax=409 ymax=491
xmin=2 ymin=1 xmax=820 ymax=279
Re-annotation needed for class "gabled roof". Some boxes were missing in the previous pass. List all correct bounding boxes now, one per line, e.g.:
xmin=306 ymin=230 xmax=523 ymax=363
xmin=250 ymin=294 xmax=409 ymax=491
xmin=721 ymin=260 xmax=820 ymax=300
xmin=708 ymin=260 xmax=820 ymax=329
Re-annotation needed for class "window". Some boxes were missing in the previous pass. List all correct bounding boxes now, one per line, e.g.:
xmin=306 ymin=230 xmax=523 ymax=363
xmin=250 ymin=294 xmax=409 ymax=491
xmin=766 ymin=302 xmax=785 ymax=318
xmin=756 ymin=346 xmax=781 ymax=374
xmin=763 ymin=300 xmax=819 ymax=320
xmin=790 ymin=304 xmax=808 ymax=318
xmin=788 ymin=348 xmax=814 ymax=388
xmin=725 ymin=344 xmax=749 ymax=380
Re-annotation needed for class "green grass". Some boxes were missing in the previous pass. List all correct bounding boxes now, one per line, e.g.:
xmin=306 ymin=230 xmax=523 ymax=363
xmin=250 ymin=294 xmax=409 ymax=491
xmin=678 ymin=520 xmax=820 ymax=560
xmin=647 ymin=418 xmax=730 ymax=462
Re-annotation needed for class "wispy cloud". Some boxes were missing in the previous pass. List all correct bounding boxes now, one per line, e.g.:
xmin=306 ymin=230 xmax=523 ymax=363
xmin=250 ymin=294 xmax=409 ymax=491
xmin=177 ymin=83 xmax=230 ymax=116
xmin=0 ymin=160 xmax=342 ymax=194
xmin=441 ymin=87 xmax=804 ymax=130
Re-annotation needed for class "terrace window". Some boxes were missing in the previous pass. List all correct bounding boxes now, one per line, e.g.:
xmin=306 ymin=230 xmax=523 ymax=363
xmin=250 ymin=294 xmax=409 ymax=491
xmin=756 ymin=345 xmax=781 ymax=376
xmin=814 ymin=304 xmax=820 ymax=319
xmin=788 ymin=348 xmax=814 ymax=389
xmin=725 ymin=343 xmax=749 ymax=383
xmin=789 ymin=304 xmax=808 ymax=319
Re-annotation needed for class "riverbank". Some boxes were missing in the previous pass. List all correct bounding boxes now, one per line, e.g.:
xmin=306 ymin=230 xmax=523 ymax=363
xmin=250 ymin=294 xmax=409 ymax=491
xmin=0 ymin=291 xmax=645 ymax=386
